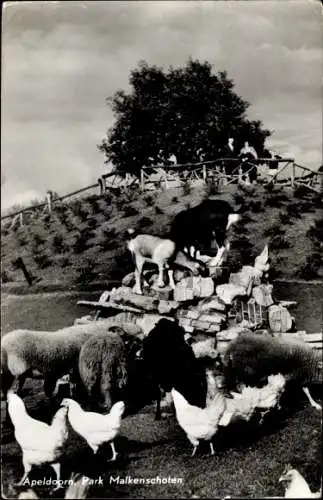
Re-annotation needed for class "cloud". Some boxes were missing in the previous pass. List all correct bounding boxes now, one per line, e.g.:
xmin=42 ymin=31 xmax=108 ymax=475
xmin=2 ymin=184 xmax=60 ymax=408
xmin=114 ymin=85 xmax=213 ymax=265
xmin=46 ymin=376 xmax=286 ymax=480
xmin=1 ymin=0 xmax=322 ymax=211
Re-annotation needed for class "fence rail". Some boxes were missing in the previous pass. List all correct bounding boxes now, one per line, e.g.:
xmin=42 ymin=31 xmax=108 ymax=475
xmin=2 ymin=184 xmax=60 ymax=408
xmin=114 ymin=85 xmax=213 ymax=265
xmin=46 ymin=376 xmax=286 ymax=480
xmin=2 ymin=157 xmax=322 ymax=230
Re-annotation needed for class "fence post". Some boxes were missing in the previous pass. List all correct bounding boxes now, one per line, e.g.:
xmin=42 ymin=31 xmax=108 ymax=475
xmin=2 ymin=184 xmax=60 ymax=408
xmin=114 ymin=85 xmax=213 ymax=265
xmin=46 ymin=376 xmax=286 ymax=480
xmin=46 ymin=190 xmax=53 ymax=213
xmin=140 ymin=169 xmax=145 ymax=190
xmin=19 ymin=212 xmax=24 ymax=227
xmin=202 ymin=164 xmax=207 ymax=183
xmin=98 ymin=176 xmax=106 ymax=196
xmin=290 ymin=163 xmax=295 ymax=189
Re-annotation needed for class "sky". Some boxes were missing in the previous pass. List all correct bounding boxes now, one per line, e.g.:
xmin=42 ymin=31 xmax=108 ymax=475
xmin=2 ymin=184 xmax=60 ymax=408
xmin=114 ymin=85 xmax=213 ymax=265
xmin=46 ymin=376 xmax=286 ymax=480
xmin=1 ymin=0 xmax=322 ymax=212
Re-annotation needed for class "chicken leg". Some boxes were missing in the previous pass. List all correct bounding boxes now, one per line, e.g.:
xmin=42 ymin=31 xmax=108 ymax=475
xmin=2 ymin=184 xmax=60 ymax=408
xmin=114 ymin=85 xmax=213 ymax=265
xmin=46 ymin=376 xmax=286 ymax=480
xmin=209 ymin=442 xmax=215 ymax=456
xmin=302 ymin=387 xmax=322 ymax=411
xmin=109 ymin=442 xmax=118 ymax=461
xmin=51 ymin=463 xmax=61 ymax=491
xmin=188 ymin=435 xmax=199 ymax=457
xmin=15 ymin=460 xmax=32 ymax=486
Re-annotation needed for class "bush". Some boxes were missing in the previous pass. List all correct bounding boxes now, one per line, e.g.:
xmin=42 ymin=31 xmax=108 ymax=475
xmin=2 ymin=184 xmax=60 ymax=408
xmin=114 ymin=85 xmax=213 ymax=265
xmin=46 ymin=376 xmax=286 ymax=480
xmin=33 ymin=252 xmax=52 ymax=269
xmin=298 ymin=252 xmax=323 ymax=280
xmin=51 ymin=234 xmax=67 ymax=254
xmin=75 ymin=259 xmax=98 ymax=285
xmin=278 ymin=211 xmax=292 ymax=226
xmin=270 ymin=234 xmax=291 ymax=250
xmin=123 ymin=205 xmax=139 ymax=217
xmin=155 ymin=206 xmax=164 ymax=215
xmin=138 ymin=216 xmax=153 ymax=229
xmin=249 ymin=200 xmax=264 ymax=213
xmin=205 ymin=178 xmax=219 ymax=197
xmin=143 ymin=195 xmax=155 ymax=207
xmin=182 ymin=180 xmax=192 ymax=196
xmin=264 ymin=223 xmax=285 ymax=238
xmin=1 ymin=269 xmax=12 ymax=283
xmin=286 ymin=202 xmax=302 ymax=219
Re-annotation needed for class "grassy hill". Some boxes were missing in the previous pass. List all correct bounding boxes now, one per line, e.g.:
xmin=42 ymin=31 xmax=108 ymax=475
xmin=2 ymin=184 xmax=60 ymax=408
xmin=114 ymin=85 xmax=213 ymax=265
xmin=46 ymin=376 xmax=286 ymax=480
xmin=1 ymin=182 xmax=322 ymax=291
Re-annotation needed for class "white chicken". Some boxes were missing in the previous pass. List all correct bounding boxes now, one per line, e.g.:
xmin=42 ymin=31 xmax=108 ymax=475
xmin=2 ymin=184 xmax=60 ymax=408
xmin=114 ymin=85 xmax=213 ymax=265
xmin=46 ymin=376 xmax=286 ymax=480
xmin=171 ymin=389 xmax=226 ymax=456
xmin=61 ymin=399 xmax=125 ymax=461
xmin=279 ymin=467 xmax=322 ymax=498
xmin=7 ymin=391 xmax=68 ymax=486
xmin=218 ymin=374 xmax=286 ymax=427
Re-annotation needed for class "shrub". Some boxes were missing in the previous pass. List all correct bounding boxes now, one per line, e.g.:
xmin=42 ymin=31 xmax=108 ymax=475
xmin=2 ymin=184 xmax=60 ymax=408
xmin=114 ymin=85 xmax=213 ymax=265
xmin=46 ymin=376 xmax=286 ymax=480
xmin=123 ymin=205 xmax=139 ymax=217
xmin=306 ymin=217 xmax=323 ymax=250
xmin=138 ymin=216 xmax=153 ymax=229
xmin=1 ymin=269 xmax=12 ymax=283
xmin=249 ymin=200 xmax=264 ymax=213
xmin=33 ymin=252 xmax=52 ymax=269
xmin=182 ymin=180 xmax=192 ymax=196
xmin=143 ymin=194 xmax=155 ymax=207
xmin=155 ymin=206 xmax=164 ymax=215
xmin=205 ymin=178 xmax=219 ymax=197
xmin=270 ymin=234 xmax=291 ymax=250
xmin=278 ymin=211 xmax=292 ymax=226
xmin=293 ymin=185 xmax=311 ymax=198
xmin=31 ymin=233 xmax=45 ymax=247
xmin=75 ymin=259 xmax=98 ymax=285
xmin=264 ymin=223 xmax=285 ymax=238
xmin=286 ymin=202 xmax=302 ymax=219
xmin=298 ymin=252 xmax=323 ymax=280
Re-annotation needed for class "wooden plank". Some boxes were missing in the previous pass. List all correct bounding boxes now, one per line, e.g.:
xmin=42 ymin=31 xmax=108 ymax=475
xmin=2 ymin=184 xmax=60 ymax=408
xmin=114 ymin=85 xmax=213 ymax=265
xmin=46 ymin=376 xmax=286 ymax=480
xmin=77 ymin=300 xmax=143 ymax=314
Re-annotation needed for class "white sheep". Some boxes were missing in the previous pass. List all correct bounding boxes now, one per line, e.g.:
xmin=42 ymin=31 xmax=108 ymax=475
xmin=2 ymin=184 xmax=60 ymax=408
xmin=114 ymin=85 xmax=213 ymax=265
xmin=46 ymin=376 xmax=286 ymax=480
xmin=1 ymin=323 xmax=120 ymax=398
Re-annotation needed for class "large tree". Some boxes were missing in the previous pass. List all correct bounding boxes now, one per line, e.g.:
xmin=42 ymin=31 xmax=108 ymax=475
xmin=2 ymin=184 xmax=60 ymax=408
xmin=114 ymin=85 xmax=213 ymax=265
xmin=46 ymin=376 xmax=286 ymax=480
xmin=98 ymin=59 xmax=271 ymax=176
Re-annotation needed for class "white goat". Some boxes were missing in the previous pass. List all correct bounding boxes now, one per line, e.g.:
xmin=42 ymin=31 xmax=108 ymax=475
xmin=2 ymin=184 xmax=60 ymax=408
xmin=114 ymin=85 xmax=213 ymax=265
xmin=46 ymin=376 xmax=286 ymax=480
xmin=126 ymin=230 xmax=206 ymax=295
xmin=126 ymin=230 xmax=177 ymax=294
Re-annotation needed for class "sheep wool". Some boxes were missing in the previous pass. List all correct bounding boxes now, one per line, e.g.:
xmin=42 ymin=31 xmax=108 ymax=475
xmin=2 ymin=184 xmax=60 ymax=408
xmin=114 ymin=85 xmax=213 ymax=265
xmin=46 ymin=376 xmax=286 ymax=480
xmin=78 ymin=332 xmax=128 ymax=412
xmin=1 ymin=323 xmax=120 ymax=396
xmin=223 ymin=331 xmax=322 ymax=388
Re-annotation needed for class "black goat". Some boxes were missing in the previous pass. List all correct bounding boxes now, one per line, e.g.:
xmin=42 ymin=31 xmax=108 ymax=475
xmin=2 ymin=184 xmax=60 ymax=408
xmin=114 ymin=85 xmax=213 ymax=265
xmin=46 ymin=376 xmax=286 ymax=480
xmin=169 ymin=199 xmax=240 ymax=261
xmin=141 ymin=319 xmax=207 ymax=419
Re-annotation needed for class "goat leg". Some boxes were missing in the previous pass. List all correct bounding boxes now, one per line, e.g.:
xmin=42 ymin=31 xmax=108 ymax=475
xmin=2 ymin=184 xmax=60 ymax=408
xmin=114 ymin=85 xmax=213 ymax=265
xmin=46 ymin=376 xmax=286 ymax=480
xmin=167 ymin=269 xmax=176 ymax=290
xmin=156 ymin=264 xmax=165 ymax=288
xmin=302 ymin=386 xmax=322 ymax=411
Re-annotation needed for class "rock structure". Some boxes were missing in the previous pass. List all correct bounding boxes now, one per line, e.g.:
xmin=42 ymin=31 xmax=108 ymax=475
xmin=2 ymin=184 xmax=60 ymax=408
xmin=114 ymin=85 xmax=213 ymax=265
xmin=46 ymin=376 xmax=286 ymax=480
xmin=77 ymin=244 xmax=293 ymax=350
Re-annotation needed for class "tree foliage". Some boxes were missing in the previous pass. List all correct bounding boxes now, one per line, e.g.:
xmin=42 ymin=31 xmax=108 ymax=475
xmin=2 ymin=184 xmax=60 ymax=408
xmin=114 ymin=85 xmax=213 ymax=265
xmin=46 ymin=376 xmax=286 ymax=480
xmin=98 ymin=59 xmax=271 ymax=176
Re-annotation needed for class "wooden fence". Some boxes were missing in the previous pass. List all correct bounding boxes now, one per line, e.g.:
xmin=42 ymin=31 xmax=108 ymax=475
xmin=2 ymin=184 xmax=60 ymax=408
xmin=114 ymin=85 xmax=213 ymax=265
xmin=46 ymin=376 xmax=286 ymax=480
xmin=2 ymin=157 xmax=322 ymax=231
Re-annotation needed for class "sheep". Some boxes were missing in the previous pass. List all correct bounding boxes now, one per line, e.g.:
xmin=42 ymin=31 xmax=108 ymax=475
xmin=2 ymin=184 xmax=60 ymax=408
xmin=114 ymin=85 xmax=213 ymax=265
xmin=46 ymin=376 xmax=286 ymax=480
xmin=170 ymin=199 xmax=240 ymax=263
xmin=126 ymin=229 xmax=207 ymax=295
xmin=141 ymin=318 xmax=208 ymax=419
xmin=78 ymin=332 xmax=128 ymax=412
xmin=222 ymin=331 xmax=322 ymax=411
xmin=0 ymin=323 xmax=123 ymax=399
xmin=77 ymin=326 xmax=158 ymax=417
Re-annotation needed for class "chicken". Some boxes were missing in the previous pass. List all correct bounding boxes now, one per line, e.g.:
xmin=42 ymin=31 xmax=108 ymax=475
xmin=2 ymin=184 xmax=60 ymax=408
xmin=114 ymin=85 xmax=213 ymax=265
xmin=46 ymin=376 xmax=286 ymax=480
xmin=171 ymin=388 xmax=226 ymax=456
xmin=7 ymin=391 xmax=68 ymax=487
xmin=61 ymin=398 xmax=125 ymax=461
xmin=218 ymin=374 xmax=286 ymax=427
xmin=279 ymin=467 xmax=322 ymax=498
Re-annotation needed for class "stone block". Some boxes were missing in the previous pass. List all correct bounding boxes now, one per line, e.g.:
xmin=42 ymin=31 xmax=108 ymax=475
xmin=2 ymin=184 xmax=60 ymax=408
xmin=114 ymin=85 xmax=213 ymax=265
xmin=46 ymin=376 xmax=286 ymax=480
xmin=174 ymin=282 xmax=195 ymax=302
xmin=197 ymin=313 xmax=226 ymax=324
xmin=122 ymin=272 xmax=135 ymax=287
xmin=158 ymin=300 xmax=179 ymax=315
xmin=216 ymin=284 xmax=247 ymax=305
xmin=198 ymin=297 xmax=227 ymax=313
xmin=191 ymin=320 xmax=211 ymax=330
xmin=110 ymin=286 xmax=159 ymax=312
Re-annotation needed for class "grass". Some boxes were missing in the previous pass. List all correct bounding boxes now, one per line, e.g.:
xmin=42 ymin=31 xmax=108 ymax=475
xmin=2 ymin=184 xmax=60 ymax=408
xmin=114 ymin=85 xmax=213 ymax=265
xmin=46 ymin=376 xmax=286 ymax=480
xmin=1 ymin=185 xmax=322 ymax=287
xmin=1 ymin=377 xmax=321 ymax=499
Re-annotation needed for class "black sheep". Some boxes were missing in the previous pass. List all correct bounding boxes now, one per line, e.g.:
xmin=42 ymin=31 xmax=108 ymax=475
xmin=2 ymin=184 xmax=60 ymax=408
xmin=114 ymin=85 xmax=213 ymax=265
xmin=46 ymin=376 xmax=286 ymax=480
xmin=222 ymin=331 xmax=322 ymax=410
xmin=142 ymin=319 xmax=207 ymax=419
